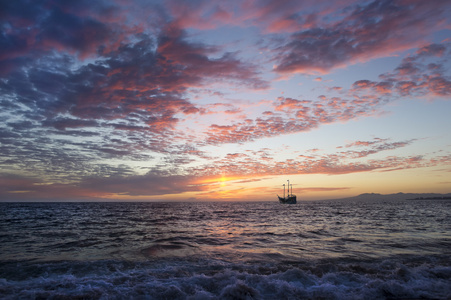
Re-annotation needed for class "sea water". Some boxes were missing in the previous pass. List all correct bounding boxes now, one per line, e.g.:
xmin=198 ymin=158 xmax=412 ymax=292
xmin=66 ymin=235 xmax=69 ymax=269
xmin=1 ymin=199 xmax=450 ymax=299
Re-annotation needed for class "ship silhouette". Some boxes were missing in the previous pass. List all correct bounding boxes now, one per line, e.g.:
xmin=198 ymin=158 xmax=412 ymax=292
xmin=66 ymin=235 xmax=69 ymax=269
xmin=277 ymin=180 xmax=297 ymax=204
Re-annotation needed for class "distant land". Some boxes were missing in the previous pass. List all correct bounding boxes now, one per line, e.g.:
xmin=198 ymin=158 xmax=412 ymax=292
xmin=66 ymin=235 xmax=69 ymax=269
xmin=331 ymin=192 xmax=451 ymax=201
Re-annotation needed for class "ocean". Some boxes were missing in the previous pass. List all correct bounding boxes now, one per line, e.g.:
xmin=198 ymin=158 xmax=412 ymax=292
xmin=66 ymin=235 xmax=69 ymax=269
xmin=1 ymin=199 xmax=450 ymax=299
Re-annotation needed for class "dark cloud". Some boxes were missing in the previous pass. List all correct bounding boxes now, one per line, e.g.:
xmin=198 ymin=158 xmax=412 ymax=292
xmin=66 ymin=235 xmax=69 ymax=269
xmin=0 ymin=0 xmax=121 ymax=77
xmin=42 ymin=118 xmax=99 ymax=131
xmin=79 ymin=173 xmax=207 ymax=197
xmin=37 ymin=7 xmax=113 ymax=55
xmin=0 ymin=170 xmax=214 ymax=200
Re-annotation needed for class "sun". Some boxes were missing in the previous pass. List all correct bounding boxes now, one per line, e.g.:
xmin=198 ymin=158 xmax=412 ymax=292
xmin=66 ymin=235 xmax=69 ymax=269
xmin=220 ymin=174 xmax=227 ymax=186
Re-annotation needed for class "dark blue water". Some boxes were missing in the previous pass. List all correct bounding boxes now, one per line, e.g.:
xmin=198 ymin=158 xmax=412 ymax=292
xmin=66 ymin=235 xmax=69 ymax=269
xmin=1 ymin=200 xmax=450 ymax=299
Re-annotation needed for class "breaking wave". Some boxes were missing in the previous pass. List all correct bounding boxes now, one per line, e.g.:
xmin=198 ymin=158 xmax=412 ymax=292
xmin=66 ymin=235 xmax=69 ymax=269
xmin=1 ymin=255 xmax=450 ymax=299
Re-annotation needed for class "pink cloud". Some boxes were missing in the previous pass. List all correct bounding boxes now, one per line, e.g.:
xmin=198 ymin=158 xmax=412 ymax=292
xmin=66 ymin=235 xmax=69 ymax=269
xmin=240 ymin=0 xmax=351 ymax=34
xmin=344 ymin=138 xmax=388 ymax=148
xmin=164 ymin=1 xmax=235 ymax=30
xmin=427 ymin=76 xmax=451 ymax=96
xmin=274 ymin=97 xmax=311 ymax=112
xmin=415 ymin=43 xmax=447 ymax=58
xmin=267 ymin=17 xmax=302 ymax=33
xmin=351 ymin=42 xmax=451 ymax=98
xmin=203 ymin=93 xmax=391 ymax=145
xmin=273 ymin=1 xmax=451 ymax=74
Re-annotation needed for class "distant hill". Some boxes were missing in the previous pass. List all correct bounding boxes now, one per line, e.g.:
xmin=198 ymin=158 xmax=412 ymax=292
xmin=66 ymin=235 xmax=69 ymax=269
xmin=333 ymin=192 xmax=451 ymax=201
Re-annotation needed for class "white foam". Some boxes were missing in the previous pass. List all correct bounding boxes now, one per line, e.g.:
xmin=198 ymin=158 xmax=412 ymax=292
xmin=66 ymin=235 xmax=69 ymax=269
xmin=1 ymin=256 xmax=450 ymax=299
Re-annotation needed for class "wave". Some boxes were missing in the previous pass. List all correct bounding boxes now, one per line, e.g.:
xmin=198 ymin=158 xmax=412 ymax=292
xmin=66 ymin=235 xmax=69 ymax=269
xmin=1 ymin=255 xmax=450 ymax=299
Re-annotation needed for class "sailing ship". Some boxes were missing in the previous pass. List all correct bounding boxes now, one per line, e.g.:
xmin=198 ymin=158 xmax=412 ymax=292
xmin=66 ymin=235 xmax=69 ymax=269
xmin=277 ymin=180 xmax=297 ymax=204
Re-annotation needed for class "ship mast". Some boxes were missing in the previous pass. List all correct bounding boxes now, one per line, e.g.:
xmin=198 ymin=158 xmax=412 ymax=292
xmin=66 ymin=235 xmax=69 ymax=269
xmin=287 ymin=180 xmax=290 ymax=197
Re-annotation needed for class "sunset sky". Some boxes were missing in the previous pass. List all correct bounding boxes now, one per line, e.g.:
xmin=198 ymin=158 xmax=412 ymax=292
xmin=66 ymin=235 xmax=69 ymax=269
xmin=1 ymin=0 xmax=451 ymax=201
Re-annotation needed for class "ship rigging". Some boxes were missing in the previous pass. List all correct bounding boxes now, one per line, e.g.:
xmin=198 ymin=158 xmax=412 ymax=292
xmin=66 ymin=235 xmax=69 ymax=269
xmin=277 ymin=180 xmax=297 ymax=204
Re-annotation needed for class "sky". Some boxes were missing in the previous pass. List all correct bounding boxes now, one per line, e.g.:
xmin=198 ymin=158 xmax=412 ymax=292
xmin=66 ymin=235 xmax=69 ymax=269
xmin=1 ymin=0 xmax=451 ymax=202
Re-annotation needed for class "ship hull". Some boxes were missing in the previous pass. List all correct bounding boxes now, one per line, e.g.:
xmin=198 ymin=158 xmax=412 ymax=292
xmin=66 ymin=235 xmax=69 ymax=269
xmin=278 ymin=195 xmax=297 ymax=204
